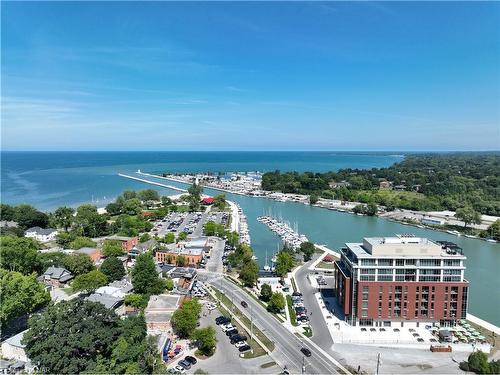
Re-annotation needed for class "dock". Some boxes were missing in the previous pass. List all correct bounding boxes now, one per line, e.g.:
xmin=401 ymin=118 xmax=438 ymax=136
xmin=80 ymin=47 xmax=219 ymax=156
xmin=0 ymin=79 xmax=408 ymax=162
xmin=117 ymin=173 xmax=188 ymax=193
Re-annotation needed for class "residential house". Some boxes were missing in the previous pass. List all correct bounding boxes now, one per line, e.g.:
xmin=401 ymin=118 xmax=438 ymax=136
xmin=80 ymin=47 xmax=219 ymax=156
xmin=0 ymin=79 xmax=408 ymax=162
xmin=39 ymin=266 xmax=73 ymax=287
xmin=24 ymin=227 xmax=58 ymax=242
xmin=1 ymin=330 xmax=29 ymax=363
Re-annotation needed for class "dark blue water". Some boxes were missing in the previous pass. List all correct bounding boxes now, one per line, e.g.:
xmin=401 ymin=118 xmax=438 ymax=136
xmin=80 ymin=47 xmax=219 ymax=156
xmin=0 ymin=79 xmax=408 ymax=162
xmin=1 ymin=151 xmax=498 ymax=325
xmin=1 ymin=151 xmax=403 ymax=210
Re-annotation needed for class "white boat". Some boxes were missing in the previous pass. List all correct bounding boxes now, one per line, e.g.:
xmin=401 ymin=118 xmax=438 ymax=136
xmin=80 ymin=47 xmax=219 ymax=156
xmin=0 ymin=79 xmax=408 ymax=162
xmin=447 ymin=230 xmax=461 ymax=236
xmin=263 ymin=250 xmax=270 ymax=272
xmin=486 ymin=239 xmax=497 ymax=243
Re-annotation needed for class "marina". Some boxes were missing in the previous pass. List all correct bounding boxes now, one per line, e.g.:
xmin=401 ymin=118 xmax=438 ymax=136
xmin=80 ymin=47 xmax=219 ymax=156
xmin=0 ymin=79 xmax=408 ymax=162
xmin=257 ymin=215 xmax=308 ymax=250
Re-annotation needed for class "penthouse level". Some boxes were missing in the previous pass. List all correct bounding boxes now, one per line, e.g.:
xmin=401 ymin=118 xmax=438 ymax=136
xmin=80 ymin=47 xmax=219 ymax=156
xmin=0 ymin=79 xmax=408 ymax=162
xmin=335 ymin=234 xmax=468 ymax=328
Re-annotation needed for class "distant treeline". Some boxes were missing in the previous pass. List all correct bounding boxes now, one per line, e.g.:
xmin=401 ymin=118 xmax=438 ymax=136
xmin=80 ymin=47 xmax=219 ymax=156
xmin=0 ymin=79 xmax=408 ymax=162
xmin=261 ymin=153 xmax=500 ymax=215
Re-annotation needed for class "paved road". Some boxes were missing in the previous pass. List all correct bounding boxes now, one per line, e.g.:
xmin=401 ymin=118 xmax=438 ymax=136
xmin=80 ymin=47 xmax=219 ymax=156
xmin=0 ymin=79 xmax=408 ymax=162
xmin=295 ymin=256 xmax=337 ymax=352
xmin=199 ymin=273 xmax=340 ymax=374
xmin=205 ymin=238 xmax=225 ymax=274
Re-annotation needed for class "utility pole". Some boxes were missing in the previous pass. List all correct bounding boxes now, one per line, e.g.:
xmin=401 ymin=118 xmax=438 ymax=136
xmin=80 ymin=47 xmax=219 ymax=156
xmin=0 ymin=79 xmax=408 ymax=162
xmin=376 ymin=353 xmax=381 ymax=375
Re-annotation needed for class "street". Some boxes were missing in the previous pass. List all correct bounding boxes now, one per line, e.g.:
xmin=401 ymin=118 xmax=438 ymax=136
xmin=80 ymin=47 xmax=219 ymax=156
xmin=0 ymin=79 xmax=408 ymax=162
xmin=200 ymin=273 xmax=342 ymax=374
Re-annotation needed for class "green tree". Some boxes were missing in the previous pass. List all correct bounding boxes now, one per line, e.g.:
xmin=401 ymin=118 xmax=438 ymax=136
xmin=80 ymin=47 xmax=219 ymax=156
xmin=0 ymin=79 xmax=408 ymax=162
xmin=467 ymin=350 xmax=490 ymax=374
xmin=484 ymin=219 xmax=500 ymax=241
xmin=267 ymin=292 xmax=285 ymax=313
xmin=171 ymin=299 xmax=201 ymax=338
xmin=213 ymin=194 xmax=227 ymax=210
xmin=72 ymin=270 xmax=108 ymax=293
xmin=164 ymin=277 xmax=174 ymax=291
xmin=164 ymin=232 xmax=175 ymax=244
xmin=74 ymin=204 xmax=108 ymax=237
xmin=365 ymin=202 xmax=378 ymax=216
xmin=122 ymin=191 xmax=137 ymax=200
xmin=238 ymin=258 xmax=259 ymax=287
xmin=176 ymin=255 xmax=187 ymax=267
xmin=53 ymin=206 xmax=75 ymax=231
xmin=0 ymin=269 xmax=50 ymax=331
xmin=139 ymin=233 xmax=151 ymax=243
xmin=0 ymin=204 xmax=15 ymax=221
xmin=22 ymin=299 xmax=120 ymax=374
xmin=137 ymin=189 xmax=160 ymax=203
xmin=102 ymin=239 xmax=124 ymax=257
xmin=275 ymin=250 xmax=295 ymax=278
xmin=100 ymin=257 xmax=126 ymax=282
xmin=309 ymin=194 xmax=319 ymax=205
xmin=161 ymin=196 xmax=173 ymax=207
xmin=188 ymin=182 xmax=203 ymax=211
xmin=69 ymin=236 xmax=96 ymax=249
xmin=455 ymin=206 xmax=482 ymax=228
xmin=106 ymin=201 xmax=123 ymax=216
xmin=300 ymin=242 xmax=315 ymax=262
xmin=260 ymin=283 xmax=272 ymax=302
xmin=56 ymin=231 xmax=76 ymax=247
xmin=13 ymin=204 xmax=49 ymax=229
xmin=0 ymin=236 xmax=42 ymax=274
xmin=178 ymin=231 xmax=188 ymax=242
xmin=192 ymin=326 xmax=217 ymax=356
xmin=131 ymin=252 xmax=164 ymax=295
xmin=123 ymin=198 xmax=143 ymax=216
xmin=64 ymin=253 xmax=95 ymax=275
xmin=226 ymin=231 xmax=239 ymax=248
xmin=124 ymin=294 xmax=150 ymax=310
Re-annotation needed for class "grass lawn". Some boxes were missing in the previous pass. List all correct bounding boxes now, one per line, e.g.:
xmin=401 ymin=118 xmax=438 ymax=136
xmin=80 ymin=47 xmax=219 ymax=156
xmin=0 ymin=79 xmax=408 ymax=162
xmin=291 ymin=277 xmax=298 ymax=292
xmin=316 ymin=261 xmax=336 ymax=269
xmin=286 ymin=295 xmax=298 ymax=326
xmin=261 ymin=361 xmax=277 ymax=369
xmin=212 ymin=287 xmax=275 ymax=354
xmin=62 ymin=287 xmax=74 ymax=295
xmin=303 ymin=327 xmax=313 ymax=337
xmin=468 ymin=320 xmax=500 ymax=355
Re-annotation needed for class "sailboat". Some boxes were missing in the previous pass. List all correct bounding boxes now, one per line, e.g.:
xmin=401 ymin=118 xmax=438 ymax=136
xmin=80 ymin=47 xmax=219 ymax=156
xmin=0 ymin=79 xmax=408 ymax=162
xmin=263 ymin=250 xmax=271 ymax=272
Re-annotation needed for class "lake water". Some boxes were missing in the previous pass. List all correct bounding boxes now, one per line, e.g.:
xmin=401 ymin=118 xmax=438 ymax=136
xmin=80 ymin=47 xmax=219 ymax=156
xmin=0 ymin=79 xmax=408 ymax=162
xmin=1 ymin=151 xmax=498 ymax=325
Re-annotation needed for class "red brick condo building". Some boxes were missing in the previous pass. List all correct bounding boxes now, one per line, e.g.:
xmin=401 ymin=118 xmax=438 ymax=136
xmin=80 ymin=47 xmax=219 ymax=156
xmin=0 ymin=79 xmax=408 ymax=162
xmin=335 ymin=234 xmax=468 ymax=328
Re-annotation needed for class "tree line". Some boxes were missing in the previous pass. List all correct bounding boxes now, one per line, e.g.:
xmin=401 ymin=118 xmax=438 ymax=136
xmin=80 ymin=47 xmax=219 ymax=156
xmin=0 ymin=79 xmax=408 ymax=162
xmin=261 ymin=153 xmax=500 ymax=216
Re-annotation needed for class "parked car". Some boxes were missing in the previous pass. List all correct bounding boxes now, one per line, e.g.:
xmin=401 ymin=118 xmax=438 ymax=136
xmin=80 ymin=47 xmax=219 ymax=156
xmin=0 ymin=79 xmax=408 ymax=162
xmin=221 ymin=324 xmax=234 ymax=332
xmin=178 ymin=360 xmax=191 ymax=370
xmin=300 ymin=347 xmax=312 ymax=357
xmin=238 ymin=344 xmax=251 ymax=352
xmin=230 ymin=335 xmax=247 ymax=344
xmin=184 ymin=356 xmax=197 ymax=365
xmin=174 ymin=365 xmax=186 ymax=374
xmin=226 ymin=328 xmax=238 ymax=336
xmin=235 ymin=341 xmax=248 ymax=348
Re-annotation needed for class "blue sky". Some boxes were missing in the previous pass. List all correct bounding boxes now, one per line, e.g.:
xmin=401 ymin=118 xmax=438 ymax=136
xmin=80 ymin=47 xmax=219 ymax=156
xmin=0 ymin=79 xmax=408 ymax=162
xmin=1 ymin=2 xmax=499 ymax=151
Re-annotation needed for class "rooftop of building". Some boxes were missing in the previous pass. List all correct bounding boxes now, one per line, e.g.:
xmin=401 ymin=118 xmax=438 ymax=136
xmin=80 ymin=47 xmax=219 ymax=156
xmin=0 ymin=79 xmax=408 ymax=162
xmin=345 ymin=234 xmax=465 ymax=259
xmin=25 ymin=226 xmax=57 ymax=235
xmin=146 ymin=294 xmax=180 ymax=311
xmin=158 ymin=243 xmax=203 ymax=256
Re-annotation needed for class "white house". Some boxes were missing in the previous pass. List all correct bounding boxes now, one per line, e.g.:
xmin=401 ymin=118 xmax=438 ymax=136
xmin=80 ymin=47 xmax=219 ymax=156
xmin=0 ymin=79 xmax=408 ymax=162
xmin=24 ymin=227 xmax=58 ymax=242
xmin=1 ymin=330 xmax=29 ymax=362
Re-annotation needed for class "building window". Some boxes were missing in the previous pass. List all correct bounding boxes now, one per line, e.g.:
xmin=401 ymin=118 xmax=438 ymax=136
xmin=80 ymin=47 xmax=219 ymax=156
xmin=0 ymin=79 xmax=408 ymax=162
xmin=395 ymin=259 xmax=404 ymax=267
xmin=378 ymin=259 xmax=393 ymax=266
xmin=361 ymin=259 xmax=376 ymax=266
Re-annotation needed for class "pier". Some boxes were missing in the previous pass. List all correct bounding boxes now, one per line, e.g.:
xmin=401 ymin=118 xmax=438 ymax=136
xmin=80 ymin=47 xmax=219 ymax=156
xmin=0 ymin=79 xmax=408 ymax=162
xmin=117 ymin=173 xmax=188 ymax=193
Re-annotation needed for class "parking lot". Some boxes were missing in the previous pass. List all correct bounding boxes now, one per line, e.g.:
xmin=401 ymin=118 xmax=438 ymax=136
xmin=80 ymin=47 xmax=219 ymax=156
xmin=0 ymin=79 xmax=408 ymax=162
xmin=151 ymin=212 xmax=228 ymax=239
xmin=174 ymin=287 xmax=278 ymax=374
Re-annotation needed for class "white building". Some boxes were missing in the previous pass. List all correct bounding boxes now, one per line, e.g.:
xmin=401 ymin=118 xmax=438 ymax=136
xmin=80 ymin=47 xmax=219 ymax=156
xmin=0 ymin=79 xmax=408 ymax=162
xmin=24 ymin=227 xmax=58 ymax=242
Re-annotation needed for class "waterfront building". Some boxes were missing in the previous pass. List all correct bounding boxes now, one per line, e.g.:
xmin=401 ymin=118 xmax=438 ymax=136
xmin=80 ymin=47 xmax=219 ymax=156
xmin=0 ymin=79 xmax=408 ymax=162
xmin=335 ymin=234 xmax=468 ymax=327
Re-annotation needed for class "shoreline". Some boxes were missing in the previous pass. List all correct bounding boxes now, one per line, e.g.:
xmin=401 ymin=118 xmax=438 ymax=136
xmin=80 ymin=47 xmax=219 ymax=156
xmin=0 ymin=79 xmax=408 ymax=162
xmin=133 ymin=172 xmax=497 ymax=244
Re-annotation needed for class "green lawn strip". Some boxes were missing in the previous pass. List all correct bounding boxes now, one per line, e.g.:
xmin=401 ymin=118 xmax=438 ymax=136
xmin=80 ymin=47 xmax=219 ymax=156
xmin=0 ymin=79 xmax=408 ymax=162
xmin=260 ymin=361 xmax=277 ymax=369
xmin=62 ymin=287 xmax=74 ymax=295
xmin=302 ymin=327 xmax=313 ymax=337
xmin=290 ymin=278 xmax=298 ymax=292
xmin=212 ymin=287 xmax=275 ymax=352
xmin=315 ymin=261 xmax=336 ymax=269
xmin=286 ymin=295 xmax=298 ymax=326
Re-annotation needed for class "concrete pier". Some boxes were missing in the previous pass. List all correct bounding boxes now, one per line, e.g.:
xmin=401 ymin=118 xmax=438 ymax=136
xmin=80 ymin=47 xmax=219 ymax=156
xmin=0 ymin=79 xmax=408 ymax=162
xmin=117 ymin=173 xmax=188 ymax=193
